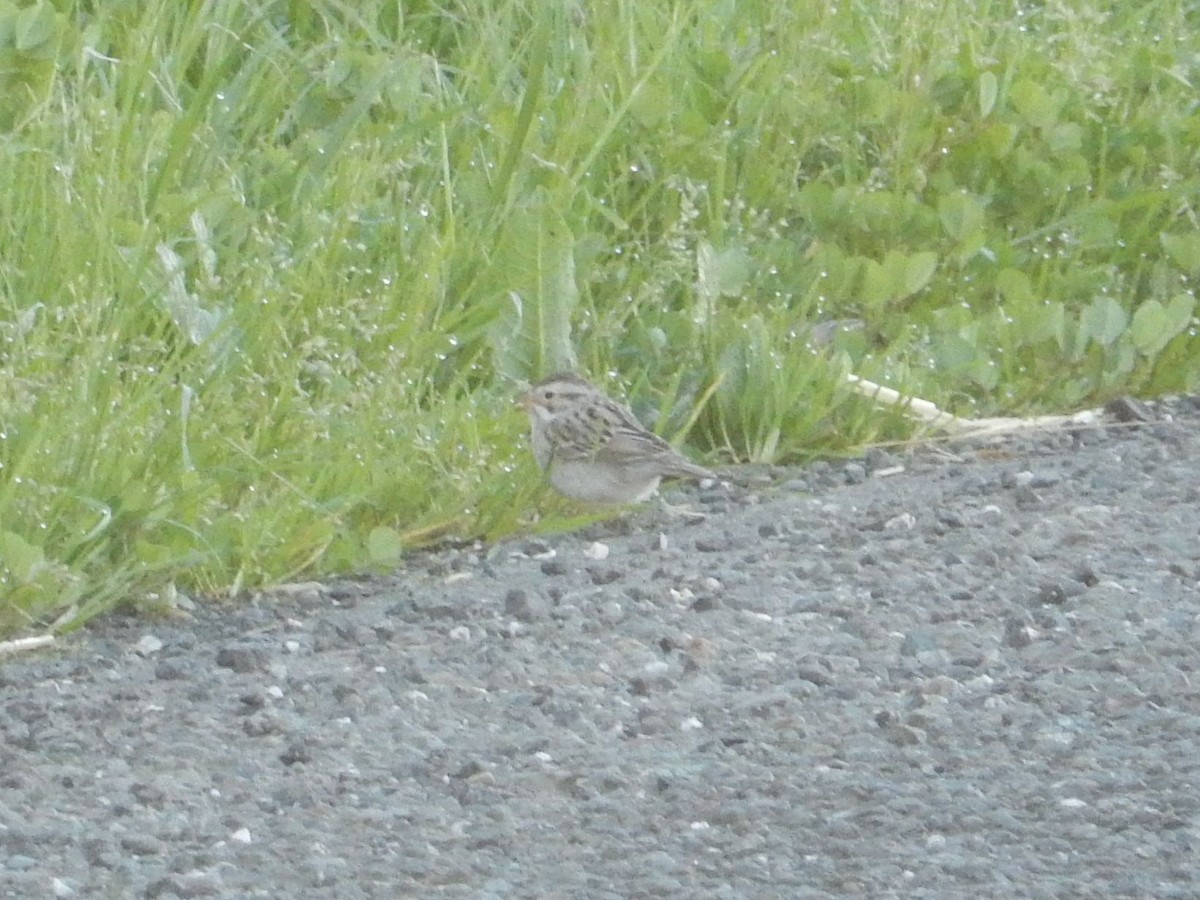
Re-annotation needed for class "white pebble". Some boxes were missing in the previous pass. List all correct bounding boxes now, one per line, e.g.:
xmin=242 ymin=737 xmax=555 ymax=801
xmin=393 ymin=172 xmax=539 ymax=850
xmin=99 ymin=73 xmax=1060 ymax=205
xmin=134 ymin=635 xmax=163 ymax=656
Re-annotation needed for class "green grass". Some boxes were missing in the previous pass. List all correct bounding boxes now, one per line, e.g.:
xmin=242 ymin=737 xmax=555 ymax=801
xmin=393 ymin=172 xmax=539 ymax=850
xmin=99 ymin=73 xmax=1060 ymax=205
xmin=0 ymin=0 xmax=1196 ymax=633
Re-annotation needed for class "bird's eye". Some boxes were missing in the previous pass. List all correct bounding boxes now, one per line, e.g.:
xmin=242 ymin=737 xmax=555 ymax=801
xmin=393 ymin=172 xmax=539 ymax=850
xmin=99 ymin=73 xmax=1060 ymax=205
xmin=543 ymin=391 xmax=555 ymax=399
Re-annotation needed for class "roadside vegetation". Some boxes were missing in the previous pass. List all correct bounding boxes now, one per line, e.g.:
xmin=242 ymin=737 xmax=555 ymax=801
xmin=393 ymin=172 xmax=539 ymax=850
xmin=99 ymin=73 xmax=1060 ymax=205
xmin=0 ymin=0 xmax=1196 ymax=632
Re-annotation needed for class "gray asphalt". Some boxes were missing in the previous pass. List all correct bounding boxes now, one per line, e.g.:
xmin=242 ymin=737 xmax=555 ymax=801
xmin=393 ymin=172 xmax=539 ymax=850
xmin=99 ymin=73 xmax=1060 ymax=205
xmin=2 ymin=399 xmax=1198 ymax=898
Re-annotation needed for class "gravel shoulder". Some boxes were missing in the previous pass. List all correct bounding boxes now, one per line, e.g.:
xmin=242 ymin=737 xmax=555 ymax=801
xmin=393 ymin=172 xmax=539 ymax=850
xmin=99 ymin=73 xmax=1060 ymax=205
xmin=3 ymin=402 xmax=1199 ymax=899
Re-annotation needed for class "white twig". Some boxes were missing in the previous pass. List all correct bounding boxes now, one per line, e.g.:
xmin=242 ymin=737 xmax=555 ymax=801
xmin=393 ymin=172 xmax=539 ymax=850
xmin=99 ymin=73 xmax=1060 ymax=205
xmin=0 ymin=635 xmax=55 ymax=657
xmin=847 ymin=374 xmax=1102 ymax=437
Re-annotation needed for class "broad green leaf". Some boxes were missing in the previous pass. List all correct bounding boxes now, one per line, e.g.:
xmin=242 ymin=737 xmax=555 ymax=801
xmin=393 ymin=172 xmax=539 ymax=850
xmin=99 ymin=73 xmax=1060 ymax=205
xmin=933 ymin=333 xmax=979 ymax=371
xmin=1079 ymin=296 xmax=1128 ymax=348
xmin=1161 ymin=232 xmax=1200 ymax=275
xmin=1010 ymin=79 xmax=1063 ymax=131
xmin=1133 ymin=293 xmax=1194 ymax=356
xmin=15 ymin=1 xmax=57 ymax=54
xmin=859 ymin=257 xmax=891 ymax=306
xmin=0 ymin=530 xmax=45 ymax=583
xmin=995 ymin=268 xmax=1033 ymax=305
xmin=938 ymin=193 xmax=985 ymax=243
xmin=1046 ymin=122 xmax=1082 ymax=153
xmin=1077 ymin=210 xmax=1118 ymax=248
xmin=488 ymin=188 xmax=579 ymax=381
xmin=1108 ymin=338 xmax=1137 ymax=379
xmin=968 ymin=354 xmax=1000 ymax=391
xmin=978 ymin=71 xmax=998 ymax=118
xmin=367 ymin=527 xmax=403 ymax=567
xmin=901 ymin=252 xmax=938 ymax=298
xmin=1131 ymin=300 xmax=1168 ymax=355
xmin=0 ymin=3 xmax=18 ymax=49
xmin=1017 ymin=300 xmax=1067 ymax=349
xmin=713 ymin=245 xmax=751 ymax=297
xmin=1163 ymin=293 xmax=1196 ymax=336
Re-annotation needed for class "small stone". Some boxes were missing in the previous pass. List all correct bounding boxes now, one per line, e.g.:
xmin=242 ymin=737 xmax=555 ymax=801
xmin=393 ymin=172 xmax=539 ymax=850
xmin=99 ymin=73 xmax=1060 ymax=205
xmin=583 ymin=541 xmax=610 ymax=560
xmin=280 ymin=741 xmax=311 ymax=766
xmin=134 ymin=635 xmax=163 ymax=656
xmin=121 ymin=833 xmax=166 ymax=856
xmin=842 ymin=462 xmax=867 ymax=484
xmin=936 ymin=509 xmax=966 ymax=529
xmin=900 ymin=631 xmax=938 ymax=657
xmin=1013 ymin=485 xmax=1042 ymax=509
xmin=521 ymin=540 xmax=555 ymax=559
xmin=1028 ymin=470 xmax=1062 ymax=488
xmin=885 ymin=724 xmax=925 ymax=746
xmin=796 ymin=667 xmax=833 ymax=687
xmin=154 ymin=660 xmax=189 ymax=681
xmin=1004 ymin=616 xmax=1035 ymax=648
xmin=453 ymin=759 xmax=488 ymax=780
xmin=1105 ymin=396 xmax=1153 ymax=423
xmin=588 ymin=567 xmax=622 ymax=585
xmin=1036 ymin=579 xmax=1085 ymax=605
xmin=131 ymin=782 xmax=166 ymax=807
xmin=215 ymin=647 xmax=267 ymax=673
xmin=145 ymin=871 xmax=223 ymax=899
xmin=504 ymin=589 xmax=548 ymax=622
xmin=243 ymin=712 xmax=284 ymax=737
xmin=863 ymin=448 xmax=899 ymax=472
